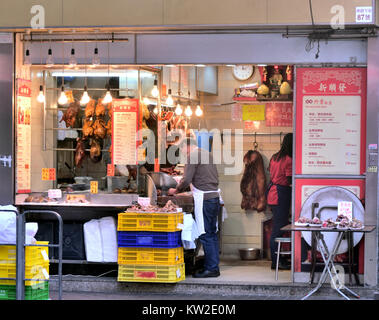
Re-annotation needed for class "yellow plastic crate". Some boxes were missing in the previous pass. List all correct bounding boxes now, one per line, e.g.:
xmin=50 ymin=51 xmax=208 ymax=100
xmin=117 ymin=263 xmax=185 ymax=283
xmin=117 ymin=212 xmax=183 ymax=232
xmin=0 ymin=241 xmax=49 ymax=266
xmin=0 ymin=261 xmax=49 ymax=286
xmin=118 ymin=247 xmax=184 ymax=266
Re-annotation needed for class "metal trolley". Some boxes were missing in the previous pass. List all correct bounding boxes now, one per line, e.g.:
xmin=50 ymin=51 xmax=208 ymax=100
xmin=0 ymin=209 xmax=63 ymax=300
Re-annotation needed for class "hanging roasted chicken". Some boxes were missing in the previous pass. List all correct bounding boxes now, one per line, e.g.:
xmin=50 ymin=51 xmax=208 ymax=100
xmin=93 ymin=119 xmax=107 ymax=139
xmin=107 ymin=102 xmax=113 ymax=118
xmin=106 ymin=119 xmax=112 ymax=137
xmin=75 ymin=138 xmax=86 ymax=167
xmin=60 ymin=101 xmax=80 ymax=128
xmin=84 ymin=99 xmax=96 ymax=118
xmin=82 ymin=118 xmax=94 ymax=139
xmin=95 ymin=100 xmax=106 ymax=117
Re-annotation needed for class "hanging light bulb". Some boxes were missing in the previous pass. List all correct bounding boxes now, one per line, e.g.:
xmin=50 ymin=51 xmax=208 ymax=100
xmin=151 ymin=79 xmax=159 ymax=98
xmin=103 ymin=85 xmax=113 ymax=104
xmin=195 ymin=105 xmax=203 ymax=117
xmin=166 ymin=89 xmax=173 ymax=107
xmin=143 ymin=97 xmax=150 ymax=105
xmin=80 ymin=85 xmax=91 ymax=105
xmin=46 ymin=48 xmax=54 ymax=67
xmin=153 ymin=106 xmax=159 ymax=115
xmin=69 ymin=48 xmax=77 ymax=67
xmin=37 ymin=85 xmax=45 ymax=103
xmin=58 ymin=86 xmax=68 ymax=105
xmin=175 ymin=103 xmax=183 ymax=116
xmin=185 ymin=105 xmax=193 ymax=117
xmin=92 ymin=47 xmax=100 ymax=67
xmin=24 ymin=48 xmax=32 ymax=66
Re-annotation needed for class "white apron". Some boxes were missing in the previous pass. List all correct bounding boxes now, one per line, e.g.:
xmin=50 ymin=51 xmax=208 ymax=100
xmin=191 ymin=184 xmax=225 ymax=236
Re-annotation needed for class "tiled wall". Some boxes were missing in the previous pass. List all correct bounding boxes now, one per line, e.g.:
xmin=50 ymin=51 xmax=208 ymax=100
xmin=197 ymin=66 xmax=293 ymax=258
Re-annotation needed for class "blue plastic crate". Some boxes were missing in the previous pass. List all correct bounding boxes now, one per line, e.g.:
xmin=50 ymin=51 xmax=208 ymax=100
xmin=118 ymin=231 xmax=182 ymax=248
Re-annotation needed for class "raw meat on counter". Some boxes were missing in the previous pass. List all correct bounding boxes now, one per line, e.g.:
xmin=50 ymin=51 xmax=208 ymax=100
xmin=24 ymin=195 xmax=58 ymax=203
xmin=126 ymin=200 xmax=180 ymax=213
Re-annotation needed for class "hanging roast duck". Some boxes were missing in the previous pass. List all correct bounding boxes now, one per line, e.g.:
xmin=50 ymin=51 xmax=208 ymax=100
xmin=60 ymin=101 xmax=80 ymax=128
xmin=74 ymin=138 xmax=86 ymax=167
xmin=90 ymin=139 xmax=102 ymax=162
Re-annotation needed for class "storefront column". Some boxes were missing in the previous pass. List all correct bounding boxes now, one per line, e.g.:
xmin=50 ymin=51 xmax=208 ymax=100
xmin=365 ymin=37 xmax=379 ymax=288
xmin=0 ymin=34 xmax=14 ymax=205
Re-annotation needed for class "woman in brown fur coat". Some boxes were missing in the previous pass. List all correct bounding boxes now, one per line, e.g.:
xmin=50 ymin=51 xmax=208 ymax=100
xmin=240 ymin=150 xmax=267 ymax=212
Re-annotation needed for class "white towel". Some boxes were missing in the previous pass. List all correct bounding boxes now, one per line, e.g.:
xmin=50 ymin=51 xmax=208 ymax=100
xmin=0 ymin=207 xmax=17 ymax=244
xmin=180 ymin=213 xmax=201 ymax=250
xmin=99 ymin=217 xmax=118 ymax=262
xmin=83 ymin=219 xmax=103 ymax=262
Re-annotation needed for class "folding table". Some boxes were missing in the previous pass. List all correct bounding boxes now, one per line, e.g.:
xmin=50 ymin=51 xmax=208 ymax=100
xmin=281 ymin=224 xmax=376 ymax=300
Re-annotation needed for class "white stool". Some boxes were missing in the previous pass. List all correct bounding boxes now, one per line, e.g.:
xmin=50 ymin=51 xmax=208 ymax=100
xmin=274 ymin=237 xmax=291 ymax=281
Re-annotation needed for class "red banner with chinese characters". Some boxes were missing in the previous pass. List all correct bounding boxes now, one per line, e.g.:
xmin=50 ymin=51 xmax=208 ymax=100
xmin=265 ymin=102 xmax=293 ymax=127
xmin=16 ymin=79 xmax=32 ymax=193
xmin=295 ymin=68 xmax=366 ymax=175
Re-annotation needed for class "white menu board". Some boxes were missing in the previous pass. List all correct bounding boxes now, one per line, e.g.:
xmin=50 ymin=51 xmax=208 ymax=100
xmin=295 ymin=68 xmax=366 ymax=175
xmin=302 ymin=95 xmax=361 ymax=174
xmin=112 ymin=99 xmax=139 ymax=165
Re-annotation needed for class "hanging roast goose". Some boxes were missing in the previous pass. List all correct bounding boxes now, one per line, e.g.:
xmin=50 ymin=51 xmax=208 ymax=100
xmin=74 ymin=138 xmax=86 ymax=167
xmin=60 ymin=101 xmax=80 ymax=128
xmin=240 ymin=150 xmax=267 ymax=212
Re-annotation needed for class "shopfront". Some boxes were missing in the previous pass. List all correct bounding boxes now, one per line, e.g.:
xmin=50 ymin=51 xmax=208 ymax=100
xmin=0 ymin=1 xmax=378 ymax=293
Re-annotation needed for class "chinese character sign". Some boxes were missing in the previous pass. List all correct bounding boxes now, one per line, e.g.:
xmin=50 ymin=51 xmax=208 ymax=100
xmin=266 ymin=102 xmax=293 ymax=127
xmin=16 ymin=79 xmax=32 ymax=193
xmin=295 ymin=68 xmax=366 ymax=175
xmin=112 ymin=99 xmax=139 ymax=165
xmin=356 ymin=6 xmax=372 ymax=23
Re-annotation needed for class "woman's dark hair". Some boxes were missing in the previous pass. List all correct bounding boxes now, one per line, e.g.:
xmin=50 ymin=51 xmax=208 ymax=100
xmin=272 ymin=133 xmax=293 ymax=161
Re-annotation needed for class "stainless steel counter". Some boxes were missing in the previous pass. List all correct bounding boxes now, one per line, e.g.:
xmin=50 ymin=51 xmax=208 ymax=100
xmin=15 ymin=192 xmax=139 ymax=207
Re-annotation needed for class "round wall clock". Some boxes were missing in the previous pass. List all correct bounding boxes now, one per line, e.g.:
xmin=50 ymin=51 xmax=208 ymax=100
xmin=232 ymin=65 xmax=255 ymax=81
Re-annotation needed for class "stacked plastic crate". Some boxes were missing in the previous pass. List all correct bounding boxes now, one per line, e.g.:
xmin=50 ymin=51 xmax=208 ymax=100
xmin=117 ymin=210 xmax=185 ymax=283
xmin=0 ymin=241 xmax=50 ymax=300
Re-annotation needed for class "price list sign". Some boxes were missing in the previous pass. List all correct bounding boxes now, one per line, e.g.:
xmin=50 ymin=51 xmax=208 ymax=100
xmin=111 ymin=99 xmax=140 ymax=165
xmin=295 ymin=68 xmax=366 ymax=175
xmin=16 ymin=79 xmax=32 ymax=193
